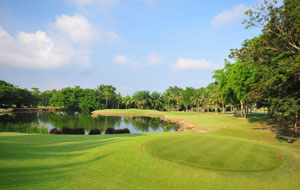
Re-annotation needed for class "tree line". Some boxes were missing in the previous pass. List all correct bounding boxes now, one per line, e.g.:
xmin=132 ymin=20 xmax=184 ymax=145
xmin=0 ymin=80 xmax=224 ymax=113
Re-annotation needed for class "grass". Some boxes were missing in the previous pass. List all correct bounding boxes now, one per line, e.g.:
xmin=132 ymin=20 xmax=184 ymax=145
xmin=144 ymin=134 xmax=283 ymax=171
xmin=1 ymin=109 xmax=300 ymax=190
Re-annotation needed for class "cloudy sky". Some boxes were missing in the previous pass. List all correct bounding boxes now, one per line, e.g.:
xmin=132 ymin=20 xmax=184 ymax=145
xmin=0 ymin=0 xmax=261 ymax=95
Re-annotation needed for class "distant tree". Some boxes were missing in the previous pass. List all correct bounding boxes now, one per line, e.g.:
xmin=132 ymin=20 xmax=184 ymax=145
xmin=132 ymin=90 xmax=151 ymax=109
xmin=97 ymin=85 xmax=116 ymax=109
xmin=182 ymin=87 xmax=196 ymax=111
xmin=122 ymin=96 xmax=131 ymax=109
xmin=39 ymin=90 xmax=55 ymax=107
xmin=116 ymin=92 xmax=122 ymax=109
xmin=150 ymin=91 xmax=163 ymax=110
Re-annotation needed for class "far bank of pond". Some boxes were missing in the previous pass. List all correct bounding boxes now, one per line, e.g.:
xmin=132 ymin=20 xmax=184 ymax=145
xmin=0 ymin=111 xmax=179 ymax=134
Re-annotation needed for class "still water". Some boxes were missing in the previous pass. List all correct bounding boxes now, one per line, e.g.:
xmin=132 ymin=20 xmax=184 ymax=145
xmin=0 ymin=112 xmax=179 ymax=134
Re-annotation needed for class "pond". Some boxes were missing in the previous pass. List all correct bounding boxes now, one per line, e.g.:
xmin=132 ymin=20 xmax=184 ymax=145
xmin=0 ymin=112 xmax=179 ymax=135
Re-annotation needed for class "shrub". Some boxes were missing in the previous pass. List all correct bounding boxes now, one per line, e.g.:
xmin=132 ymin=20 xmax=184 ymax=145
xmin=73 ymin=128 xmax=85 ymax=135
xmin=62 ymin=127 xmax=72 ymax=134
xmin=89 ymin=129 xmax=101 ymax=135
xmin=123 ymin=128 xmax=130 ymax=134
xmin=105 ymin=128 xmax=115 ymax=134
xmin=61 ymin=127 xmax=85 ymax=135
xmin=49 ymin=128 xmax=61 ymax=134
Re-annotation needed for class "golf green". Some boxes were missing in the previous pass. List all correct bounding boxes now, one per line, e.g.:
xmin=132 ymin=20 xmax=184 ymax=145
xmin=144 ymin=134 xmax=283 ymax=171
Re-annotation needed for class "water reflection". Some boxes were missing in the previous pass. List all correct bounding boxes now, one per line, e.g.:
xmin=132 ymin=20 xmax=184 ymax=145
xmin=0 ymin=112 xmax=179 ymax=134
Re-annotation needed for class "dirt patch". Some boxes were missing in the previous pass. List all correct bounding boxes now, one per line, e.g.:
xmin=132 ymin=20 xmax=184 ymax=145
xmin=161 ymin=115 xmax=203 ymax=132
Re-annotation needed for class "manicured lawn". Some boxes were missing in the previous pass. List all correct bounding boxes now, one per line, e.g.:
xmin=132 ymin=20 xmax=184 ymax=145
xmin=144 ymin=134 xmax=283 ymax=171
xmin=1 ymin=109 xmax=300 ymax=190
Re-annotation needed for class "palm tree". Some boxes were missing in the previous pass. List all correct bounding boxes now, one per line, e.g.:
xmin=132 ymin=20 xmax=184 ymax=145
xmin=97 ymin=85 xmax=116 ymax=109
xmin=116 ymin=92 xmax=122 ymax=109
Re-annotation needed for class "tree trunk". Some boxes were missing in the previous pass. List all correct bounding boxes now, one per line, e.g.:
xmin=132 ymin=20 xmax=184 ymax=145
xmin=168 ymin=101 xmax=170 ymax=112
xmin=240 ymin=101 xmax=244 ymax=118
xmin=177 ymin=98 xmax=179 ymax=111
xmin=105 ymin=97 xmax=108 ymax=109
xmin=294 ymin=111 xmax=298 ymax=132
xmin=221 ymin=102 xmax=224 ymax=114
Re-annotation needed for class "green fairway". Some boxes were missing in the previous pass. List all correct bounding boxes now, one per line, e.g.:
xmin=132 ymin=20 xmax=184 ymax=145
xmin=144 ymin=134 xmax=282 ymax=171
xmin=1 ymin=110 xmax=300 ymax=190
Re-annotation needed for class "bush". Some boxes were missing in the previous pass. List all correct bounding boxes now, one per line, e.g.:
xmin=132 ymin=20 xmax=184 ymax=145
xmin=73 ymin=128 xmax=85 ymax=135
xmin=105 ymin=128 xmax=130 ymax=134
xmin=105 ymin=128 xmax=115 ymax=134
xmin=61 ymin=127 xmax=85 ymax=135
xmin=49 ymin=128 xmax=61 ymax=134
xmin=89 ymin=129 xmax=101 ymax=135
xmin=123 ymin=128 xmax=130 ymax=134
xmin=62 ymin=127 xmax=72 ymax=134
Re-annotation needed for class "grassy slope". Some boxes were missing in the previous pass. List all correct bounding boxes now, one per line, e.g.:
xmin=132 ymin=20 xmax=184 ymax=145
xmin=1 ymin=109 xmax=300 ymax=190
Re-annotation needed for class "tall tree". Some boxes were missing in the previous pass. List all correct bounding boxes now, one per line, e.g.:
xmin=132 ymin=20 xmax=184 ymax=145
xmin=97 ymin=85 xmax=116 ymax=109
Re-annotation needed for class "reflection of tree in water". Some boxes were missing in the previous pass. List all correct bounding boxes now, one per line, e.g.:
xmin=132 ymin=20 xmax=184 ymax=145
xmin=0 ymin=112 xmax=179 ymax=134
xmin=100 ymin=116 xmax=122 ymax=131
xmin=129 ymin=117 xmax=165 ymax=132
xmin=0 ymin=112 xmax=47 ymax=134
xmin=161 ymin=121 xmax=180 ymax=131
xmin=0 ymin=122 xmax=48 ymax=134
xmin=43 ymin=112 xmax=121 ymax=131
xmin=0 ymin=112 xmax=38 ymax=124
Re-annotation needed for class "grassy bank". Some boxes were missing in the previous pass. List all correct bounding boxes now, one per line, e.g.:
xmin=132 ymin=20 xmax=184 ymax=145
xmin=1 ymin=109 xmax=300 ymax=190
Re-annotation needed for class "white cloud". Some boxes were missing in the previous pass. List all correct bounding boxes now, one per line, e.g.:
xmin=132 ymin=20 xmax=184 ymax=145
xmin=211 ymin=4 xmax=248 ymax=28
xmin=114 ymin=55 xmax=130 ymax=65
xmin=113 ymin=52 xmax=162 ymax=67
xmin=173 ymin=58 xmax=222 ymax=71
xmin=54 ymin=14 xmax=98 ymax=45
xmin=0 ymin=15 xmax=93 ymax=69
xmin=0 ymin=13 xmax=119 ymax=70
xmin=0 ymin=27 xmax=89 ymax=69
xmin=146 ymin=52 xmax=162 ymax=66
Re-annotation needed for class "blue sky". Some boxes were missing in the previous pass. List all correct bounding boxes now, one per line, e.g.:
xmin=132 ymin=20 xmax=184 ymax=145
xmin=0 ymin=0 xmax=262 ymax=95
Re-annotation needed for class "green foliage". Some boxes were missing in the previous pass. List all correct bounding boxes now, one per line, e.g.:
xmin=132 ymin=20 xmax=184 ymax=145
xmin=39 ymin=90 xmax=55 ymax=107
xmin=214 ymin=0 xmax=300 ymax=124
xmin=0 ymin=80 xmax=38 ymax=108
xmin=132 ymin=90 xmax=151 ymax=109
xmin=97 ymin=84 xmax=117 ymax=109
xmin=50 ymin=86 xmax=103 ymax=112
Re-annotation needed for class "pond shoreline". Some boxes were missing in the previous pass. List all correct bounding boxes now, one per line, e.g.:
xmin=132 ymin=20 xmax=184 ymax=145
xmin=92 ymin=111 xmax=204 ymax=133
xmin=161 ymin=115 xmax=204 ymax=132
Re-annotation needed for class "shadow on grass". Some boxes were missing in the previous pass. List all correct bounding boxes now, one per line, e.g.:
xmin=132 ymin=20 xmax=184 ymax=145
xmin=233 ymin=113 xmax=299 ymax=143
xmin=0 ymin=134 xmax=139 ymax=188
xmin=0 ymin=152 xmax=114 ymax=187
xmin=0 ymin=133 xmax=144 ymax=160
